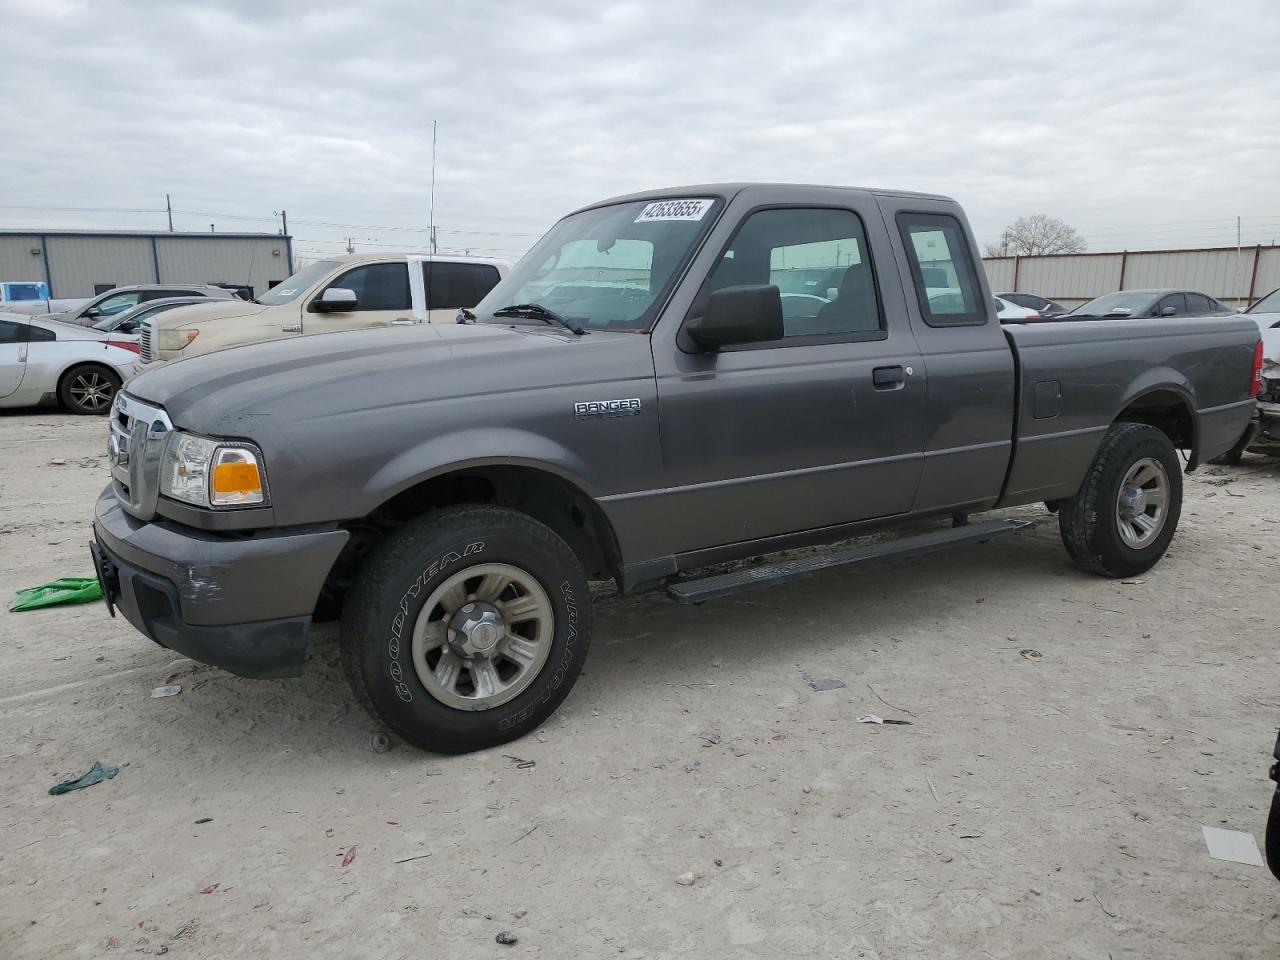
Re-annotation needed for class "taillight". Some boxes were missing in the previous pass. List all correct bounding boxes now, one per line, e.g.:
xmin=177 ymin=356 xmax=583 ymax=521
xmin=1026 ymin=312 xmax=1041 ymax=321
xmin=1250 ymin=339 xmax=1264 ymax=398
xmin=106 ymin=339 xmax=140 ymax=354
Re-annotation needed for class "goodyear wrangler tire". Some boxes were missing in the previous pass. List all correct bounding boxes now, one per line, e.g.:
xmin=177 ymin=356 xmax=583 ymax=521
xmin=1058 ymin=422 xmax=1182 ymax=578
xmin=339 ymin=505 xmax=590 ymax=754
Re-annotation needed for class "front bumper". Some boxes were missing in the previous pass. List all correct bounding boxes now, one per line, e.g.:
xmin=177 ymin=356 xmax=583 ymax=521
xmin=92 ymin=486 xmax=349 ymax=679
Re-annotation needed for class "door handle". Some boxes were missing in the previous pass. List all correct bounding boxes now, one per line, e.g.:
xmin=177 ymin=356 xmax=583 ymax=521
xmin=872 ymin=365 xmax=905 ymax=390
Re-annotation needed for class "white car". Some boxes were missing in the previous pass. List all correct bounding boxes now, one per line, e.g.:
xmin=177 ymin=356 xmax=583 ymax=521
xmin=0 ymin=313 xmax=136 ymax=414
xmin=994 ymin=296 xmax=1041 ymax=322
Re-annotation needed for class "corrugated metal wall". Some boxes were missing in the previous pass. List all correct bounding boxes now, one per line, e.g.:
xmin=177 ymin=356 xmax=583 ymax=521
xmin=155 ymin=237 xmax=290 ymax=295
xmin=0 ymin=235 xmax=45 ymax=286
xmin=985 ymin=244 xmax=1280 ymax=309
xmin=0 ymin=233 xmax=292 ymax=298
xmin=46 ymin=236 xmax=155 ymax=296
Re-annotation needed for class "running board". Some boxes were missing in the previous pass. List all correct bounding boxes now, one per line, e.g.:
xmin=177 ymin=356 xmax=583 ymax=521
xmin=666 ymin=519 xmax=1028 ymax=604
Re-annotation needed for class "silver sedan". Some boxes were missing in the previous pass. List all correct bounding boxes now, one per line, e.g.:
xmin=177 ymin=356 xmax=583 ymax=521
xmin=0 ymin=313 xmax=136 ymax=414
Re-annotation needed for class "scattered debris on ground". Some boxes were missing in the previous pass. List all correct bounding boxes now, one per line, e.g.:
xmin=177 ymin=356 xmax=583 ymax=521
xmin=1201 ymin=826 xmax=1264 ymax=866
xmin=48 ymin=760 xmax=118 ymax=796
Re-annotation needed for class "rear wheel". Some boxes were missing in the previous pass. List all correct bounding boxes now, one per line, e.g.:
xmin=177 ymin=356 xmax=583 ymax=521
xmin=339 ymin=505 xmax=590 ymax=754
xmin=59 ymin=364 xmax=120 ymax=415
xmin=1058 ymin=422 xmax=1182 ymax=578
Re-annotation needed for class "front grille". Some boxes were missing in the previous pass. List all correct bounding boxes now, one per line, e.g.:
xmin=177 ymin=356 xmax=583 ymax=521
xmin=108 ymin=392 xmax=172 ymax=521
xmin=139 ymin=321 xmax=154 ymax=362
xmin=1262 ymin=377 xmax=1280 ymax=405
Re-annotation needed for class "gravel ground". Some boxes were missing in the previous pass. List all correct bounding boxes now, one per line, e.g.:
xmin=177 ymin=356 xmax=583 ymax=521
xmin=1 ymin=408 xmax=1278 ymax=959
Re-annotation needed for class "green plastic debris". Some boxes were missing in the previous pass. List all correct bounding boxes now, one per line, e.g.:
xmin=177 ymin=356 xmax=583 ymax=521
xmin=10 ymin=578 xmax=102 ymax=612
xmin=48 ymin=760 xmax=119 ymax=796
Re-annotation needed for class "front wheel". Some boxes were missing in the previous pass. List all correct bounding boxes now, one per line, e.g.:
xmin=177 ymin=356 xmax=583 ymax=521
xmin=339 ymin=505 xmax=590 ymax=754
xmin=1058 ymin=422 xmax=1183 ymax=578
xmin=59 ymin=364 xmax=121 ymax=415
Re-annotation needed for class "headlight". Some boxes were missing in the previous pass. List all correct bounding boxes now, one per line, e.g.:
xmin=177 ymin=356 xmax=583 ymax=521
xmin=158 ymin=328 xmax=199 ymax=351
xmin=160 ymin=432 xmax=268 ymax=508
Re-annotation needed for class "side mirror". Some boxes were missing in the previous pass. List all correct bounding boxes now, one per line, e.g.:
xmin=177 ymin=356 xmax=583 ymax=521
xmin=311 ymin=287 xmax=358 ymax=313
xmin=84 ymin=306 xmax=102 ymax=318
xmin=686 ymin=284 xmax=784 ymax=351
xmin=1160 ymin=305 xmax=1177 ymax=317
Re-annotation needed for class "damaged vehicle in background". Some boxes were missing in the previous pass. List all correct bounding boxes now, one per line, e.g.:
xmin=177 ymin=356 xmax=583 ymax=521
xmin=1210 ymin=287 xmax=1280 ymax=464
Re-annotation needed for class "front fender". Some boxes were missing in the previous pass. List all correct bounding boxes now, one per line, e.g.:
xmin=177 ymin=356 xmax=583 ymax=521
xmin=365 ymin=426 xmax=601 ymax=506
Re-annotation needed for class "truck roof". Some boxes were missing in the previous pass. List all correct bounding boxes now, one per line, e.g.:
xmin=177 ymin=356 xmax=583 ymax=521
xmin=577 ymin=182 xmax=956 ymax=216
xmin=306 ymin=253 xmax=510 ymax=268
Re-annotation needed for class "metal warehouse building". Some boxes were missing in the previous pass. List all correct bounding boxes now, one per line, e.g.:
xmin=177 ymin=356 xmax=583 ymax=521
xmin=984 ymin=243 xmax=1280 ymax=310
xmin=0 ymin=230 xmax=294 ymax=300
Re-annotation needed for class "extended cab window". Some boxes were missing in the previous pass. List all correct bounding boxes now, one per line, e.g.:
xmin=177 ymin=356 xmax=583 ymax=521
xmin=425 ymin=262 xmax=501 ymax=309
xmin=0 ymin=319 xmax=27 ymax=344
xmin=699 ymin=207 xmax=882 ymax=340
xmin=328 ymin=263 xmax=411 ymax=311
xmin=897 ymin=213 xmax=986 ymax=326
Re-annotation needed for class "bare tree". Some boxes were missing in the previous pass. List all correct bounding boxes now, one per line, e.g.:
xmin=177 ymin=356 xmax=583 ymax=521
xmin=984 ymin=214 xmax=1086 ymax=257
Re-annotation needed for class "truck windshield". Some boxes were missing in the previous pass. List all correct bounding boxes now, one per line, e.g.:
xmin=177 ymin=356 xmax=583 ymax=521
xmin=256 ymin=260 xmax=340 ymax=305
xmin=473 ymin=198 xmax=722 ymax=332
xmin=1248 ymin=288 xmax=1280 ymax=314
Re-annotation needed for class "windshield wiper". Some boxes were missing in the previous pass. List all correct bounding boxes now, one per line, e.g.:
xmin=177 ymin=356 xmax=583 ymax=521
xmin=492 ymin=303 xmax=586 ymax=335
xmin=456 ymin=307 xmax=476 ymax=324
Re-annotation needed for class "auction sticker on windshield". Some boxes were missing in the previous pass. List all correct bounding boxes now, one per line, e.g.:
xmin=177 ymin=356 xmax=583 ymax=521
xmin=634 ymin=199 xmax=714 ymax=223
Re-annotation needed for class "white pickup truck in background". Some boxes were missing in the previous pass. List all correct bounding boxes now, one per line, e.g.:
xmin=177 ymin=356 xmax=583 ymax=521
xmin=134 ymin=253 xmax=509 ymax=369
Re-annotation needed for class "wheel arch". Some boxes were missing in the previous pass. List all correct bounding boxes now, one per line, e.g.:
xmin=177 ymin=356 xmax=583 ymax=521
xmin=56 ymin=359 xmax=123 ymax=412
xmin=317 ymin=454 xmax=625 ymax=618
xmin=1113 ymin=377 xmax=1200 ymax=469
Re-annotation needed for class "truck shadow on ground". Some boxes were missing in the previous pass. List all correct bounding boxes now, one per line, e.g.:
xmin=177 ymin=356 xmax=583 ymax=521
xmin=125 ymin=517 xmax=1089 ymax=760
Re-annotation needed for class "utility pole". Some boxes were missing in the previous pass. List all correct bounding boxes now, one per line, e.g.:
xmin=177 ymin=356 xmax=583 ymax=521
xmin=429 ymin=120 xmax=437 ymax=258
xmin=345 ymin=237 xmax=354 ymax=254
xmin=165 ymin=193 xmax=173 ymax=232
xmin=1235 ymin=215 xmax=1242 ymax=307
xmin=281 ymin=209 xmax=288 ymax=236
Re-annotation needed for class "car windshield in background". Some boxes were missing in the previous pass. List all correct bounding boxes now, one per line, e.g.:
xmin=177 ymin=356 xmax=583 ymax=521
xmin=1072 ymin=292 xmax=1155 ymax=316
xmin=472 ymin=198 xmax=722 ymax=332
xmin=256 ymin=260 xmax=340 ymax=305
xmin=1249 ymin=288 xmax=1280 ymax=314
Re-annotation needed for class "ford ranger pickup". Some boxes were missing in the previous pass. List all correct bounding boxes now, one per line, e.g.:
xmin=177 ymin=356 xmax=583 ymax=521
xmin=90 ymin=183 xmax=1264 ymax=754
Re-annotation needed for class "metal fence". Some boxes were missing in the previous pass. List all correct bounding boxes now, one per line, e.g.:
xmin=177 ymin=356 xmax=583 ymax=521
xmin=983 ymin=244 xmax=1280 ymax=309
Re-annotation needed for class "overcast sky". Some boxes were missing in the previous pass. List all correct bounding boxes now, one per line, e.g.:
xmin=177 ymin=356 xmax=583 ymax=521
xmin=3 ymin=0 xmax=1279 ymax=261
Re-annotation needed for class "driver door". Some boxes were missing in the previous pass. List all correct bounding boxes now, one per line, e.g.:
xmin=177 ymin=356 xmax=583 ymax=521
xmin=652 ymin=203 xmax=926 ymax=556
xmin=303 ymin=262 xmax=413 ymax=335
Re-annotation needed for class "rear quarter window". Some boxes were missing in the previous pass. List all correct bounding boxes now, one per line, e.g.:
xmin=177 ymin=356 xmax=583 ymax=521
xmin=896 ymin=212 xmax=987 ymax=326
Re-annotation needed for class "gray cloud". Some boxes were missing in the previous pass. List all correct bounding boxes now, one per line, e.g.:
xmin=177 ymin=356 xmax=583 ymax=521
xmin=2 ymin=0 xmax=1278 ymax=259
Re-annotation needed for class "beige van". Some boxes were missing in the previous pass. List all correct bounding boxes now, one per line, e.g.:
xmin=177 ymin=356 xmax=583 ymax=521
xmin=134 ymin=253 xmax=508 ymax=370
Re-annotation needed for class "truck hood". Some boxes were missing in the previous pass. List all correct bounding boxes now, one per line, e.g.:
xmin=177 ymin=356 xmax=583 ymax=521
xmin=149 ymin=299 xmax=270 ymax=327
xmin=126 ymin=322 xmax=645 ymax=434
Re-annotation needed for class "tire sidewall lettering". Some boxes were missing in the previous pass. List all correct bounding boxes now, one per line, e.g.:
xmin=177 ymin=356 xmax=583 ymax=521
xmin=385 ymin=540 xmax=485 ymax=703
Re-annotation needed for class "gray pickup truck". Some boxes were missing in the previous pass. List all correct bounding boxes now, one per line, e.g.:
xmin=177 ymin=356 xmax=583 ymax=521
xmin=91 ymin=183 xmax=1263 ymax=754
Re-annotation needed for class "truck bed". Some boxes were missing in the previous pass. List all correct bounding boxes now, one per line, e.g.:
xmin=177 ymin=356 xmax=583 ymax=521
xmin=999 ymin=315 xmax=1259 ymax=506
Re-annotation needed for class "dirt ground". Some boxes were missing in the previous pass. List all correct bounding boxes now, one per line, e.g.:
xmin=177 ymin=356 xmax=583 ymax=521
xmin=1 ymin=407 xmax=1278 ymax=959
